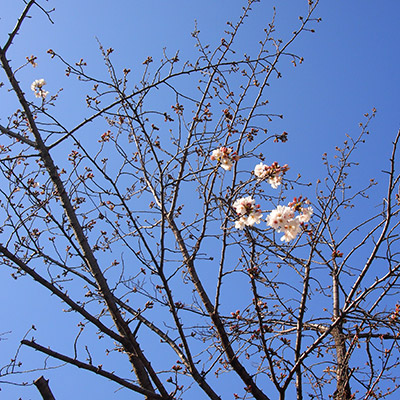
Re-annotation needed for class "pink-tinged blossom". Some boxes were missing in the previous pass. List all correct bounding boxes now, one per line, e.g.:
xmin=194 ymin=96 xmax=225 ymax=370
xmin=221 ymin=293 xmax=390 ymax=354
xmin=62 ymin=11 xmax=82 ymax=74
xmin=233 ymin=196 xmax=262 ymax=230
xmin=31 ymin=79 xmax=49 ymax=99
xmin=268 ymin=175 xmax=282 ymax=189
xmin=280 ymin=220 xmax=302 ymax=242
xmin=210 ymin=147 xmax=239 ymax=171
xmin=254 ymin=161 xmax=289 ymax=189
xmin=233 ymin=196 xmax=254 ymax=215
xmin=266 ymin=202 xmax=313 ymax=242
xmin=254 ymin=162 xmax=266 ymax=178
xmin=234 ymin=218 xmax=246 ymax=230
xmin=247 ymin=212 xmax=263 ymax=226
xmin=266 ymin=205 xmax=294 ymax=230
xmin=298 ymin=206 xmax=313 ymax=223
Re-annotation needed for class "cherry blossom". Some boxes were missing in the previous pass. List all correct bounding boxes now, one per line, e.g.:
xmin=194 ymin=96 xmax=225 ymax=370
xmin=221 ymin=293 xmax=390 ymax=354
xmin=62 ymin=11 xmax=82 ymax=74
xmin=298 ymin=206 xmax=313 ymax=223
xmin=31 ymin=78 xmax=49 ymax=99
xmin=233 ymin=196 xmax=263 ymax=230
xmin=254 ymin=161 xmax=289 ymax=188
xmin=280 ymin=219 xmax=302 ymax=242
xmin=266 ymin=202 xmax=313 ymax=242
xmin=210 ymin=147 xmax=239 ymax=171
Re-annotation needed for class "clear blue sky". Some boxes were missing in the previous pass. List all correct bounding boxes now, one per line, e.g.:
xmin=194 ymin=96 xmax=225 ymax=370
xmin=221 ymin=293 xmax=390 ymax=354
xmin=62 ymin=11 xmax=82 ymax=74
xmin=1 ymin=1 xmax=399 ymax=399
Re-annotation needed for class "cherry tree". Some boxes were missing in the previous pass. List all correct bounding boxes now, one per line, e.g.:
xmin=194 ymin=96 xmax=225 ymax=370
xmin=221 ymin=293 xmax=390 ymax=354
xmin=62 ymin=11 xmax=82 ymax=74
xmin=1 ymin=1 xmax=399 ymax=399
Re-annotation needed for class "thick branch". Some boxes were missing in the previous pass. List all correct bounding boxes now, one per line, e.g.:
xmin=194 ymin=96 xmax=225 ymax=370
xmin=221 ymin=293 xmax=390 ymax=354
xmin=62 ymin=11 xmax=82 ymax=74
xmin=2 ymin=0 xmax=36 ymax=53
xmin=22 ymin=340 xmax=166 ymax=400
xmin=0 ymin=124 xmax=37 ymax=147
xmin=0 ymin=48 xmax=163 ymax=397
xmin=33 ymin=376 xmax=56 ymax=400
xmin=168 ymin=218 xmax=270 ymax=400
xmin=0 ymin=244 xmax=123 ymax=344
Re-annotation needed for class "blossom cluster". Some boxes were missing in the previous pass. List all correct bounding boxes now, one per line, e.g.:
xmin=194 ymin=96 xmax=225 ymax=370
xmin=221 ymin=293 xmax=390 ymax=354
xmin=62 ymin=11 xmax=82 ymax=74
xmin=232 ymin=196 xmax=263 ymax=230
xmin=254 ymin=161 xmax=289 ymax=189
xmin=31 ymin=79 xmax=49 ymax=99
xmin=210 ymin=147 xmax=312 ymax=241
xmin=266 ymin=201 xmax=313 ymax=242
xmin=210 ymin=147 xmax=239 ymax=171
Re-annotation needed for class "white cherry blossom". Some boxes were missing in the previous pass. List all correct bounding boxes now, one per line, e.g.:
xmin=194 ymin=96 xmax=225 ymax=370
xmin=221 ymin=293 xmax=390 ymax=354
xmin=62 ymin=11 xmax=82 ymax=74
xmin=298 ymin=206 xmax=313 ymax=223
xmin=31 ymin=78 xmax=49 ymax=99
xmin=210 ymin=147 xmax=239 ymax=171
xmin=254 ymin=161 xmax=289 ymax=189
xmin=266 ymin=203 xmax=312 ymax=242
xmin=233 ymin=196 xmax=262 ymax=230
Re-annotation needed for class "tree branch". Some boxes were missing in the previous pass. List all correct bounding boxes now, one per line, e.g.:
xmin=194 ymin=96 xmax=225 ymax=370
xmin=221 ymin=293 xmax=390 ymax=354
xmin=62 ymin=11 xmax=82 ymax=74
xmin=33 ymin=376 xmax=56 ymax=400
xmin=22 ymin=340 xmax=167 ymax=400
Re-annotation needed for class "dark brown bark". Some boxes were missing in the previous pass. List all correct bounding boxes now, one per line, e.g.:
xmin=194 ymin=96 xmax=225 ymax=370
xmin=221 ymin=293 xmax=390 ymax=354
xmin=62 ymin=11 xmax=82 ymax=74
xmin=33 ymin=376 xmax=56 ymax=400
xmin=24 ymin=341 xmax=166 ymax=400
xmin=332 ymin=324 xmax=352 ymax=399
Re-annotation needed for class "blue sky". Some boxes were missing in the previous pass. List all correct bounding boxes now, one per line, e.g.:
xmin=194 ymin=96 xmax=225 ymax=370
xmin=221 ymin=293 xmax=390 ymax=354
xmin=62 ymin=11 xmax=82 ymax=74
xmin=1 ymin=1 xmax=400 ymax=399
